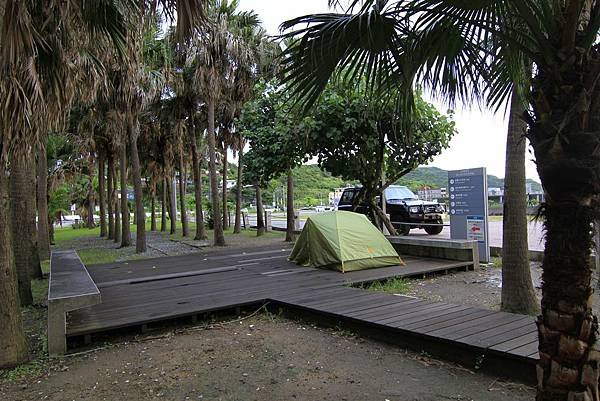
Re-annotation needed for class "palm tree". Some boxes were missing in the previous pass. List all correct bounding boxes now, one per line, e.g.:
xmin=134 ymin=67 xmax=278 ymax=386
xmin=185 ymin=0 xmax=262 ymax=246
xmin=502 ymin=89 xmax=539 ymax=315
xmin=36 ymin=141 xmax=52 ymax=260
xmin=281 ymin=1 xmax=600 ymax=399
xmin=0 ymin=0 xmax=204 ymax=367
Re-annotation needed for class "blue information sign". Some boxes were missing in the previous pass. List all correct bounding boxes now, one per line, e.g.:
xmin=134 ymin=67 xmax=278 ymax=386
xmin=448 ymin=168 xmax=490 ymax=262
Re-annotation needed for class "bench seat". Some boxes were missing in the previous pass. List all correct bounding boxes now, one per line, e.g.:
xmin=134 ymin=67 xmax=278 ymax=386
xmin=48 ymin=250 xmax=101 ymax=356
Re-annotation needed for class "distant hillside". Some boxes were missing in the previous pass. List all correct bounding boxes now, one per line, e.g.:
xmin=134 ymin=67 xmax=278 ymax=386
xmin=396 ymin=167 xmax=542 ymax=192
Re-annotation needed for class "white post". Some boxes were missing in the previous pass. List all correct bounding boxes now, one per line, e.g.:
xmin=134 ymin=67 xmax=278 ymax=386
xmin=264 ymin=210 xmax=272 ymax=232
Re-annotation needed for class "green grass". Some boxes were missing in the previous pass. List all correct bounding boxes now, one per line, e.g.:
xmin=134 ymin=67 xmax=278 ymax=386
xmin=491 ymin=257 xmax=502 ymax=268
xmin=53 ymin=218 xmax=284 ymax=266
xmin=77 ymin=248 xmax=124 ymax=265
xmin=0 ymin=361 xmax=45 ymax=381
xmin=361 ymin=278 xmax=413 ymax=295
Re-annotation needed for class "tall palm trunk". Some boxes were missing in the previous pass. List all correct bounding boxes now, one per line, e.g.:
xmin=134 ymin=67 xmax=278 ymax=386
xmin=167 ymin=175 xmax=176 ymax=235
xmin=501 ymin=90 xmax=539 ymax=315
xmin=531 ymin=54 xmax=600 ymax=400
xmin=190 ymin=126 xmax=207 ymax=240
xmin=255 ymin=184 xmax=265 ymax=237
xmin=128 ymin=113 xmax=146 ymax=253
xmin=161 ymin=177 xmax=167 ymax=232
xmin=36 ymin=141 xmax=51 ymax=260
xmin=207 ymin=100 xmax=225 ymax=246
xmin=112 ymin=155 xmax=121 ymax=244
xmin=285 ymin=170 xmax=295 ymax=242
xmin=120 ymin=144 xmax=131 ymax=247
xmin=178 ymin=153 xmax=189 ymax=237
xmin=9 ymin=154 xmax=35 ymax=305
xmin=98 ymin=152 xmax=107 ymax=238
xmin=150 ymin=191 xmax=157 ymax=231
xmin=107 ymin=153 xmax=115 ymax=240
xmin=0 ymin=170 xmax=28 ymax=368
xmin=233 ymin=145 xmax=243 ymax=234
xmin=222 ymin=148 xmax=229 ymax=229
xmin=86 ymin=182 xmax=95 ymax=228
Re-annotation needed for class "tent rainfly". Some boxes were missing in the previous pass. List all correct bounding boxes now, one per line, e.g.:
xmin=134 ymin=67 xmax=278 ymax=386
xmin=288 ymin=211 xmax=404 ymax=272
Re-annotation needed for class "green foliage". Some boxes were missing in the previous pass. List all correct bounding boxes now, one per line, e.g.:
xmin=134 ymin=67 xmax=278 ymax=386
xmin=48 ymin=184 xmax=70 ymax=219
xmin=302 ymin=83 xmax=455 ymax=206
xmin=361 ymin=278 xmax=413 ymax=295
xmin=239 ymin=80 xmax=307 ymax=187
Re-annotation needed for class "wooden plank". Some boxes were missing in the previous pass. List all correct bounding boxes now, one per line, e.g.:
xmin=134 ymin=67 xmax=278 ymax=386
xmin=430 ymin=313 xmax=528 ymax=340
xmin=390 ymin=305 xmax=472 ymax=328
xmin=508 ymin=340 xmax=539 ymax=358
xmin=337 ymin=297 xmax=423 ymax=317
xmin=491 ymin=332 xmax=538 ymax=353
xmin=365 ymin=301 xmax=444 ymax=323
xmin=376 ymin=303 xmax=463 ymax=326
xmin=412 ymin=309 xmax=499 ymax=334
xmin=455 ymin=318 xmax=536 ymax=347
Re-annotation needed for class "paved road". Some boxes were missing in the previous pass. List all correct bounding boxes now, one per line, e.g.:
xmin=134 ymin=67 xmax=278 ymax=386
xmin=249 ymin=213 xmax=546 ymax=252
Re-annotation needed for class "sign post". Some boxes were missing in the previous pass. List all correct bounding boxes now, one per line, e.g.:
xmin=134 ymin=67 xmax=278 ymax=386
xmin=448 ymin=168 xmax=490 ymax=263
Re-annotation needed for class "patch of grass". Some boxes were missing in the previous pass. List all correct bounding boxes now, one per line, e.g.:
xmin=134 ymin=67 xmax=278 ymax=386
xmin=362 ymin=278 xmax=413 ymax=295
xmin=31 ymin=278 xmax=48 ymax=304
xmin=54 ymin=225 xmax=102 ymax=244
xmin=491 ymin=257 xmax=502 ymax=268
xmin=0 ymin=361 xmax=45 ymax=381
xmin=40 ymin=260 xmax=50 ymax=275
xmin=77 ymin=248 xmax=122 ymax=265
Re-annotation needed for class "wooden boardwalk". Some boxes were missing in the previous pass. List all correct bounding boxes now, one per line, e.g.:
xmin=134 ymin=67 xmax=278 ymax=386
xmin=67 ymin=243 xmax=537 ymax=379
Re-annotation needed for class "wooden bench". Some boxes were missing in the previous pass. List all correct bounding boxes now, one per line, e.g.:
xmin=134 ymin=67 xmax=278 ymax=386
xmin=48 ymin=250 xmax=101 ymax=356
xmin=387 ymin=236 xmax=480 ymax=270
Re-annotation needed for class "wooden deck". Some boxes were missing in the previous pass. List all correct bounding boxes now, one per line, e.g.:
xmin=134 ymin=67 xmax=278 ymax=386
xmin=66 ymin=243 xmax=537 ymax=380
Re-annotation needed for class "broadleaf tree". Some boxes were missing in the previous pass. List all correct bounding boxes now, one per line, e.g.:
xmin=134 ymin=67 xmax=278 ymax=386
xmin=239 ymin=80 xmax=307 ymax=239
xmin=302 ymin=82 xmax=456 ymax=234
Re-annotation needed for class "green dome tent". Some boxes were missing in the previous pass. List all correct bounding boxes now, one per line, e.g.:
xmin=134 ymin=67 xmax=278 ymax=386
xmin=289 ymin=211 xmax=404 ymax=272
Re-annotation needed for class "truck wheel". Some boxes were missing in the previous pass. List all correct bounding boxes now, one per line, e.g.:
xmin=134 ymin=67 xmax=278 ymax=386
xmin=398 ymin=224 xmax=411 ymax=236
xmin=424 ymin=220 xmax=443 ymax=235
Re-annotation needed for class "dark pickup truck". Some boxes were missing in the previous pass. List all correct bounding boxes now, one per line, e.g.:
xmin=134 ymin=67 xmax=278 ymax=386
xmin=336 ymin=185 xmax=445 ymax=235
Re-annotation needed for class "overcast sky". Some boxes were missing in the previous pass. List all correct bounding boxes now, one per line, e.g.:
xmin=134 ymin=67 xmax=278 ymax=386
xmin=237 ymin=0 xmax=540 ymax=181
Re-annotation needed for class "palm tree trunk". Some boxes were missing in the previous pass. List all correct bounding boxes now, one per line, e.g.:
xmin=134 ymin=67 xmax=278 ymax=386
xmin=120 ymin=144 xmax=131 ymax=247
xmin=107 ymin=153 xmax=115 ymax=240
xmin=501 ymin=90 xmax=539 ymax=315
xmin=98 ymin=152 xmax=107 ymax=238
xmin=86 ymin=182 xmax=95 ymax=229
xmin=9 ymin=153 xmax=35 ymax=305
xmin=112 ymin=154 xmax=121 ymax=244
xmin=207 ymin=100 xmax=225 ymax=246
xmin=0 ymin=170 xmax=28 ymax=368
xmin=532 ymin=59 xmax=600 ymax=400
xmin=167 ymin=175 xmax=176 ymax=235
xmin=256 ymin=184 xmax=265 ymax=237
xmin=233 ymin=146 xmax=243 ymax=234
xmin=128 ymin=113 xmax=146 ymax=253
xmin=161 ymin=177 xmax=167 ymax=232
xmin=178 ymin=152 xmax=189 ymax=237
xmin=190 ymin=128 xmax=207 ymax=240
xmin=150 ymin=192 xmax=157 ymax=231
xmin=285 ymin=170 xmax=295 ymax=242
xmin=222 ymin=148 xmax=229 ymax=230
xmin=36 ymin=141 xmax=51 ymax=260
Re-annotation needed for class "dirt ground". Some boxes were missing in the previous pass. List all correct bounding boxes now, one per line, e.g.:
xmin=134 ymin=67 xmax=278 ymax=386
xmin=0 ymin=313 xmax=534 ymax=401
xmin=406 ymin=262 xmax=543 ymax=310
xmin=1 ymin=234 xmax=540 ymax=401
